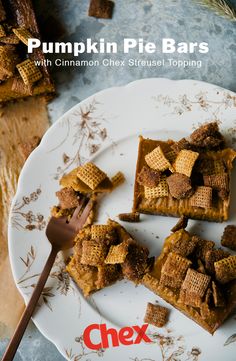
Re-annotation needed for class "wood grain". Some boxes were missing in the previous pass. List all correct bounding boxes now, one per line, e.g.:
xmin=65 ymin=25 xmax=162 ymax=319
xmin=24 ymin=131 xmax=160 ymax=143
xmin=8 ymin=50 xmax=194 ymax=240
xmin=0 ymin=96 xmax=49 ymax=338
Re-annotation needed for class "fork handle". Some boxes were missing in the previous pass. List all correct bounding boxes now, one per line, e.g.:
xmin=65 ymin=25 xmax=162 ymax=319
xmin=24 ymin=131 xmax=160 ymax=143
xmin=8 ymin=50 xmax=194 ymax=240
xmin=2 ymin=246 xmax=58 ymax=361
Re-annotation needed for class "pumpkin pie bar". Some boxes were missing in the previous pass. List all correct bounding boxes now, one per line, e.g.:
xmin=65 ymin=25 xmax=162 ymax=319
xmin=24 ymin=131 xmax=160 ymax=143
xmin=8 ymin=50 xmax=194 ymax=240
xmin=133 ymin=122 xmax=236 ymax=222
xmin=52 ymin=162 xmax=125 ymax=223
xmin=66 ymin=219 xmax=151 ymax=296
xmin=142 ymin=226 xmax=236 ymax=334
xmin=0 ymin=0 xmax=54 ymax=103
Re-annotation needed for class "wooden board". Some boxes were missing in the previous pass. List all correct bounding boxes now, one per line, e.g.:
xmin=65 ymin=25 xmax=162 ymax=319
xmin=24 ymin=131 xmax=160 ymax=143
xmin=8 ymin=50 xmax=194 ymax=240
xmin=0 ymin=96 xmax=49 ymax=337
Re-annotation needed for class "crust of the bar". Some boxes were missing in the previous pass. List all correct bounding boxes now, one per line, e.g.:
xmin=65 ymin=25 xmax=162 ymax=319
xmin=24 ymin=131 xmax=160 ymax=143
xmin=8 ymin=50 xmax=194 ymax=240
xmin=133 ymin=136 xmax=236 ymax=222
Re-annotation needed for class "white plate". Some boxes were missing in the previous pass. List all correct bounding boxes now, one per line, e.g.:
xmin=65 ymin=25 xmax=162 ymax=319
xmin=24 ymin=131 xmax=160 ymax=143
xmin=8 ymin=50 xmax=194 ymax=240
xmin=9 ymin=78 xmax=236 ymax=361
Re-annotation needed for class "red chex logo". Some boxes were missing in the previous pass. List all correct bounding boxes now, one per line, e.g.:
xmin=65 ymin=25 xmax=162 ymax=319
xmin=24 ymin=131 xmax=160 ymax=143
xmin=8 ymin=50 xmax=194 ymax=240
xmin=83 ymin=323 xmax=152 ymax=350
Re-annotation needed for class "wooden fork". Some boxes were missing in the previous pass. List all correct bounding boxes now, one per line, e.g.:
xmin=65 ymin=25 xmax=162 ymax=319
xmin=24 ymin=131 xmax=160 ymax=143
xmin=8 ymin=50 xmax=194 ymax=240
xmin=2 ymin=197 xmax=93 ymax=361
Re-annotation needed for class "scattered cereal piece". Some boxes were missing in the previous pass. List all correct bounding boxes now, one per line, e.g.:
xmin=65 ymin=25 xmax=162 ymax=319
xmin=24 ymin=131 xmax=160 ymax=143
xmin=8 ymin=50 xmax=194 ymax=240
xmin=88 ymin=0 xmax=114 ymax=19
xmin=111 ymin=171 xmax=125 ymax=188
xmin=194 ymin=237 xmax=215 ymax=261
xmin=160 ymin=252 xmax=191 ymax=289
xmin=204 ymin=287 xmax=212 ymax=305
xmin=145 ymin=146 xmax=174 ymax=172
xmin=203 ymin=173 xmax=229 ymax=192
xmin=144 ymin=175 xmax=169 ymax=199
xmin=165 ymin=149 xmax=177 ymax=163
xmin=221 ymin=225 xmax=236 ymax=251
xmin=137 ymin=166 xmax=161 ymax=188
xmin=171 ymin=233 xmax=198 ymax=257
xmin=179 ymin=269 xmax=211 ymax=307
xmin=13 ymin=27 xmax=34 ymax=46
xmin=166 ymin=228 xmax=190 ymax=245
xmin=200 ymin=288 xmax=212 ymax=319
xmin=197 ymin=157 xmax=226 ymax=176
xmin=96 ymin=264 xmax=121 ymax=289
xmin=174 ymin=149 xmax=199 ymax=177
xmin=171 ymin=215 xmax=189 ymax=233
xmin=91 ymin=224 xmax=113 ymax=241
xmin=214 ymin=255 xmax=236 ymax=284
xmin=118 ymin=212 xmax=140 ymax=223
xmin=105 ymin=241 xmax=129 ymax=264
xmin=212 ymin=281 xmax=225 ymax=307
xmin=144 ymin=303 xmax=169 ymax=328
xmin=16 ymin=59 xmax=42 ymax=85
xmin=205 ymin=249 xmax=230 ymax=275
xmin=81 ymin=240 xmax=108 ymax=266
xmin=190 ymin=122 xmax=225 ymax=150
xmin=56 ymin=187 xmax=80 ymax=210
xmin=197 ymin=259 xmax=206 ymax=274
xmin=171 ymin=138 xmax=192 ymax=153
xmin=167 ymin=173 xmax=193 ymax=199
xmin=121 ymin=241 xmax=149 ymax=282
xmin=77 ymin=162 xmax=107 ymax=190
xmin=190 ymin=186 xmax=212 ymax=209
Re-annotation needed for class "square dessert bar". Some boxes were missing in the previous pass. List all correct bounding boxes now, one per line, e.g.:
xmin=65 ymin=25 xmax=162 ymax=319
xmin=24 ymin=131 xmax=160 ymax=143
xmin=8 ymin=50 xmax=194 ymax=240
xmin=142 ymin=227 xmax=236 ymax=334
xmin=0 ymin=0 xmax=54 ymax=103
xmin=66 ymin=219 xmax=151 ymax=296
xmin=52 ymin=162 xmax=125 ymax=224
xmin=133 ymin=122 xmax=236 ymax=222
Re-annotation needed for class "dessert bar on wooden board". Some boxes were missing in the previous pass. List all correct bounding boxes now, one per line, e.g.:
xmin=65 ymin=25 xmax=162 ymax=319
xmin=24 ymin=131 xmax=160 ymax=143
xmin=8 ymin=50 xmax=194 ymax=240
xmin=133 ymin=122 xmax=236 ymax=222
xmin=0 ymin=0 xmax=54 ymax=103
